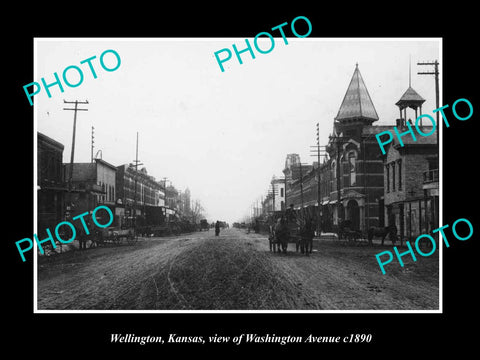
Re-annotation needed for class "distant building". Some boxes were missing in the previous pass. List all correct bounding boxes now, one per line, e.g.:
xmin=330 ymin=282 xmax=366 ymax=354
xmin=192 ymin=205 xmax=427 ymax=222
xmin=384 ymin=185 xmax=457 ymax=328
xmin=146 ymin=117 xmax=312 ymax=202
xmin=115 ymin=165 xmax=164 ymax=224
xmin=165 ymin=185 xmax=180 ymax=210
xmin=263 ymin=176 xmax=286 ymax=213
xmin=283 ymin=154 xmax=314 ymax=210
xmin=284 ymin=160 xmax=316 ymax=210
xmin=177 ymin=188 xmax=191 ymax=215
xmin=156 ymin=182 xmax=166 ymax=207
xmin=63 ymin=158 xmax=117 ymax=223
xmin=37 ymin=132 xmax=67 ymax=233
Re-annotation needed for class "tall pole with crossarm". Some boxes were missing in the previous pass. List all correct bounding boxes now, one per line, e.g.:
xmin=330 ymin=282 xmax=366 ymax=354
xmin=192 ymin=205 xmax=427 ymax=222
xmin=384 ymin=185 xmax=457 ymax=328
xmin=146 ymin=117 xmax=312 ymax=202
xmin=63 ymin=100 xmax=89 ymax=192
xmin=417 ymin=60 xmax=439 ymax=151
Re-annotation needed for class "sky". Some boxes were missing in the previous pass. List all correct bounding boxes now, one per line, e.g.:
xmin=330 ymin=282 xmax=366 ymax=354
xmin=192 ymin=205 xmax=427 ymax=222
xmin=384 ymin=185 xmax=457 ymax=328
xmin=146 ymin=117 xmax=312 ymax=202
xmin=35 ymin=38 xmax=440 ymax=224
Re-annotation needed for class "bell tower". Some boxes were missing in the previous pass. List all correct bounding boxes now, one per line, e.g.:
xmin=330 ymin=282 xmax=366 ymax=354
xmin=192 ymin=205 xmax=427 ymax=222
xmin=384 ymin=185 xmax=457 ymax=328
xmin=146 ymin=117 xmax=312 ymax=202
xmin=395 ymin=59 xmax=426 ymax=127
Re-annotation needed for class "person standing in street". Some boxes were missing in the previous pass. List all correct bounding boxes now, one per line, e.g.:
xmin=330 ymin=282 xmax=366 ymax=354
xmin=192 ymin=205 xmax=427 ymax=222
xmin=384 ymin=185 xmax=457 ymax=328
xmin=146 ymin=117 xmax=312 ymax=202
xmin=215 ymin=220 xmax=221 ymax=236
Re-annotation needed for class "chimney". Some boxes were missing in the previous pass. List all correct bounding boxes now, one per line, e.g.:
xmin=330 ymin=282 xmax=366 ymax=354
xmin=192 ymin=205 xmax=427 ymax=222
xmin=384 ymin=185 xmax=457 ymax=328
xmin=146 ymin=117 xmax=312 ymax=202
xmin=395 ymin=118 xmax=405 ymax=128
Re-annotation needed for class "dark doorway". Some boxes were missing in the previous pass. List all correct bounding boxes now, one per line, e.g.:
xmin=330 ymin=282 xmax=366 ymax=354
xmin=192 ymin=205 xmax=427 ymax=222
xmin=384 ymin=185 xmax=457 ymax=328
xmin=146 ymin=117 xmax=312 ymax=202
xmin=347 ymin=200 xmax=360 ymax=230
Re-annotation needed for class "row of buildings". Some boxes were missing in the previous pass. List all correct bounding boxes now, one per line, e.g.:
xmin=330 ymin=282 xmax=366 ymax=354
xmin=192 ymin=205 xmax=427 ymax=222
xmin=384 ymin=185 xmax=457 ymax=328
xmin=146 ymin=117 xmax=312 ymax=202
xmin=258 ymin=64 xmax=439 ymax=242
xmin=37 ymin=134 xmax=193 ymax=233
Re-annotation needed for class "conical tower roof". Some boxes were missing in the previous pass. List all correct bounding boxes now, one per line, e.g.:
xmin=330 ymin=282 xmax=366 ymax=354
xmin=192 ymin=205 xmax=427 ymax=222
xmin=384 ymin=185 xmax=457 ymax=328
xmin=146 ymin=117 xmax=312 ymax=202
xmin=335 ymin=64 xmax=379 ymax=122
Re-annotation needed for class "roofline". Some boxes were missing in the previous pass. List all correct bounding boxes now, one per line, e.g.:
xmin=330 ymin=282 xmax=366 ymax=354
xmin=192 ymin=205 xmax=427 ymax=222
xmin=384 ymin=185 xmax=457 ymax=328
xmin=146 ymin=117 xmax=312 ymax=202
xmin=94 ymin=158 xmax=118 ymax=171
xmin=38 ymin=132 xmax=64 ymax=150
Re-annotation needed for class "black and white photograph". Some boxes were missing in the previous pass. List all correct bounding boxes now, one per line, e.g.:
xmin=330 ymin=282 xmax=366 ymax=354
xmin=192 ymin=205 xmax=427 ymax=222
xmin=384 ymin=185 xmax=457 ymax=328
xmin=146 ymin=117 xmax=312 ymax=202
xmin=6 ymin=6 xmax=478 ymax=355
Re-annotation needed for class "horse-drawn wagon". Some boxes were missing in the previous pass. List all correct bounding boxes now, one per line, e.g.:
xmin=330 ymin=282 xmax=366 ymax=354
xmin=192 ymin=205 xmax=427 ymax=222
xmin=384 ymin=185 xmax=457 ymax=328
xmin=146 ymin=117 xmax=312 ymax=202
xmin=337 ymin=219 xmax=363 ymax=242
xmin=94 ymin=225 xmax=138 ymax=246
xmin=269 ymin=216 xmax=315 ymax=255
xmin=199 ymin=219 xmax=210 ymax=231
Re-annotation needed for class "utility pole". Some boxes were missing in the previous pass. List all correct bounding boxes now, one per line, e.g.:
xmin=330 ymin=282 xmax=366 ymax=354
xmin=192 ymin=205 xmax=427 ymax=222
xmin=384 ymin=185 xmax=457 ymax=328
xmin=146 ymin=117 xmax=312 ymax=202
xmin=130 ymin=132 xmax=143 ymax=226
xmin=63 ymin=100 xmax=88 ymax=192
xmin=297 ymin=162 xmax=309 ymax=222
xmin=91 ymin=126 xmax=95 ymax=163
xmin=330 ymin=133 xmax=346 ymax=227
xmin=316 ymin=123 xmax=321 ymax=209
xmin=310 ymin=122 xmax=327 ymax=233
xmin=271 ymin=180 xmax=276 ymax=212
xmin=417 ymin=60 xmax=440 ymax=151
xmin=162 ymin=177 xmax=169 ymax=207
xmin=418 ymin=60 xmax=440 ymax=233
xmin=299 ymin=163 xmax=305 ymax=210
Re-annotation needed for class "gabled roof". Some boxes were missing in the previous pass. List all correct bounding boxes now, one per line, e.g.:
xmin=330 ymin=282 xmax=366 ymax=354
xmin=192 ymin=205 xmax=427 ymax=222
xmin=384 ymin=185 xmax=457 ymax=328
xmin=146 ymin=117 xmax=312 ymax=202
xmin=335 ymin=64 xmax=379 ymax=122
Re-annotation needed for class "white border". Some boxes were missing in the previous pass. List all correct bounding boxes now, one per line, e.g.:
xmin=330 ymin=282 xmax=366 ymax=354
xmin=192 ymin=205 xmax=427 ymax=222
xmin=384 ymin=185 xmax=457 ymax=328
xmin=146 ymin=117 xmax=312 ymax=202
xmin=33 ymin=37 xmax=443 ymax=314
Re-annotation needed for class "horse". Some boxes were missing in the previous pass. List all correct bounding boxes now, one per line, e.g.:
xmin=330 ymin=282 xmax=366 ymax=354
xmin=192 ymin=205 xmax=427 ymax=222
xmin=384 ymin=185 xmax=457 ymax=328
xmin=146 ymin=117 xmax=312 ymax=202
xmin=298 ymin=219 xmax=315 ymax=255
xmin=274 ymin=218 xmax=290 ymax=254
xmin=367 ymin=225 xmax=398 ymax=246
xmin=268 ymin=225 xmax=280 ymax=253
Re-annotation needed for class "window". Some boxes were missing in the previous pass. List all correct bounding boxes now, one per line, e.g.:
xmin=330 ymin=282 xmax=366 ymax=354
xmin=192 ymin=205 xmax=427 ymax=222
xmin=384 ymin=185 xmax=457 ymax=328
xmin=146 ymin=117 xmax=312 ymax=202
xmin=102 ymin=183 xmax=106 ymax=203
xmin=386 ymin=165 xmax=390 ymax=193
xmin=348 ymin=151 xmax=356 ymax=186
xmin=280 ymin=188 xmax=284 ymax=197
xmin=398 ymin=160 xmax=402 ymax=190
xmin=392 ymin=162 xmax=396 ymax=192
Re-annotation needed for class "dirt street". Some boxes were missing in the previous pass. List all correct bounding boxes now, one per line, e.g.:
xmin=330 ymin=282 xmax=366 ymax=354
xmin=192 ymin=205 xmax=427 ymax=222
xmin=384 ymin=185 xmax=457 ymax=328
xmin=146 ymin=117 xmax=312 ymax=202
xmin=37 ymin=228 xmax=439 ymax=310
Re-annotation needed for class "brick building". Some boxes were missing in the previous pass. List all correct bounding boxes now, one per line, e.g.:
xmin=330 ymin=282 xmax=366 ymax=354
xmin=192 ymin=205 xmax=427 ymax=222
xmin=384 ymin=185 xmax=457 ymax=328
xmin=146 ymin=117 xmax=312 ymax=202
xmin=383 ymin=132 xmax=438 ymax=241
xmin=323 ymin=64 xmax=391 ymax=232
xmin=37 ymin=132 xmax=67 ymax=232
xmin=63 ymin=158 xmax=117 ymax=222
xmin=115 ymin=164 xmax=165 ymax=225
xmin=269 ymin=64 xmax=439 ymax=237
xmin=285 ymin=163 xmax=317 ymax=210
xmin=382 ymin=77 xmax=439 ymax=240
xmin=283 ymin=154 xmax=314 ymax=210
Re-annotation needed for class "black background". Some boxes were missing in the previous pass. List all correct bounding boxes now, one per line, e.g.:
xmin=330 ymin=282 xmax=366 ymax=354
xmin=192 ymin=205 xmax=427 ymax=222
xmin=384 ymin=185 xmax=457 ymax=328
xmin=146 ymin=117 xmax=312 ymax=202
xmin=5 ymin=4 xmax=477 ymax=355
